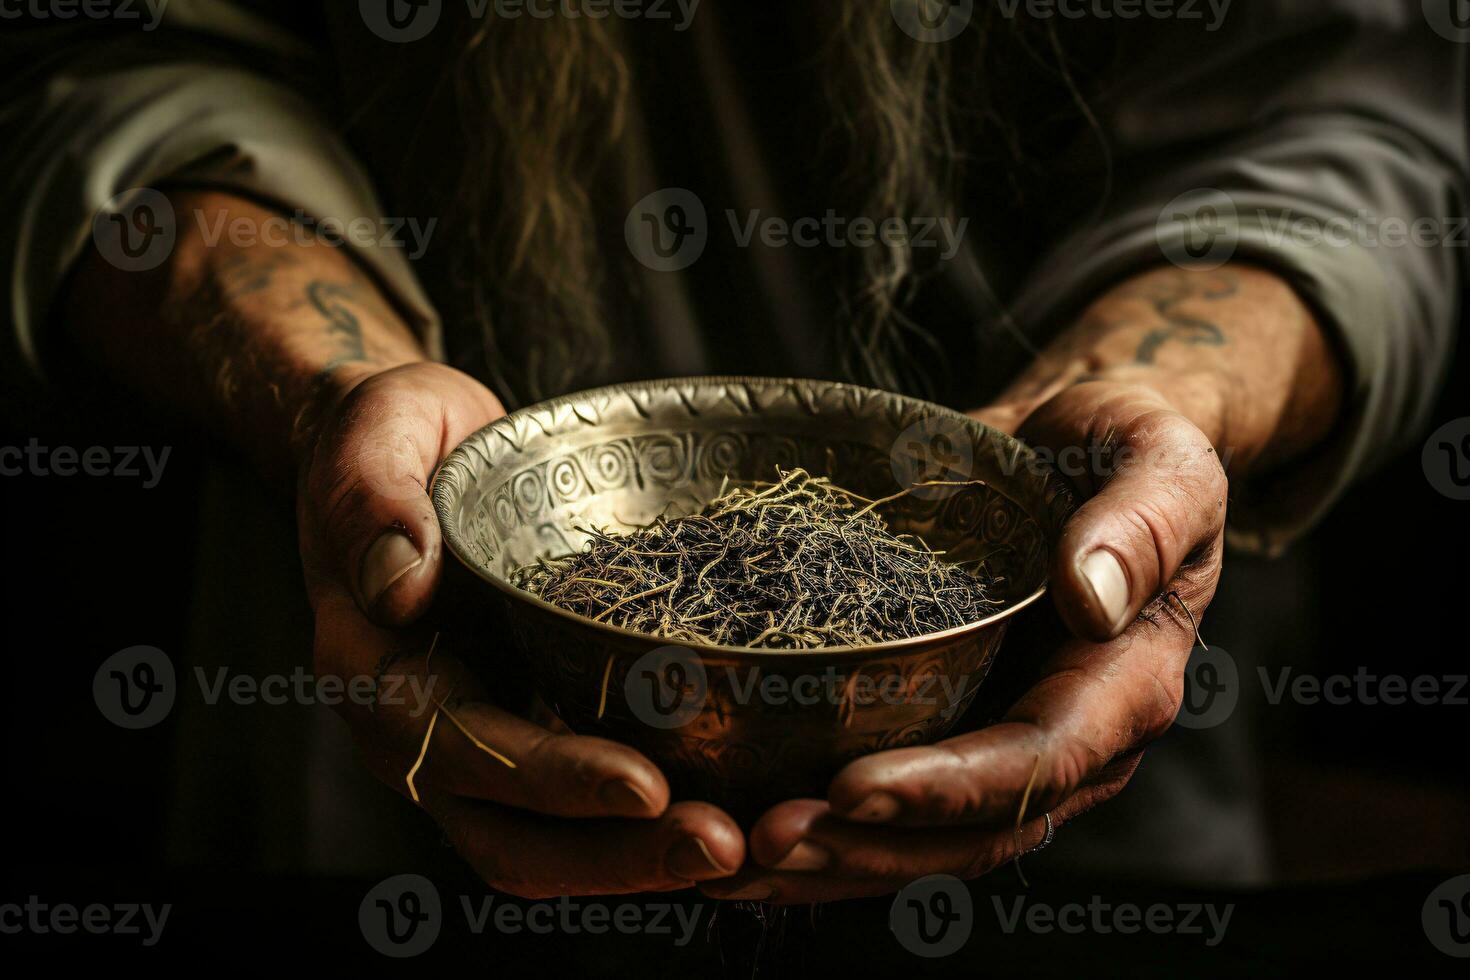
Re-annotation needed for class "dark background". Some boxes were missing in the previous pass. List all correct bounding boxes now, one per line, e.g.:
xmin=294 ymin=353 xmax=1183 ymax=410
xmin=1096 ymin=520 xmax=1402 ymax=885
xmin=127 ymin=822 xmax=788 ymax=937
xmin=1 ymin=330 xmax=1466 ymax=973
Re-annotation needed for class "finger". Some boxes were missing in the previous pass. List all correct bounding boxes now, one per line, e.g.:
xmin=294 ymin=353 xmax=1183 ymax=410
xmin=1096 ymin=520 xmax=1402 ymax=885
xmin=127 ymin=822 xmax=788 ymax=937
xmin=700 ymin=799 xmax=1082 ymax=905
xmin=1021 ymin=383 xmax=1227 ymax=640
xmin=302 ymin=364 xmax=502 ymax=626
xmin=399 ymin=697 xmax=674 ymax=819
xmin=426 ymin=793 xmax=745 ymax=898
xmin=314 ymin=592 xmax=669 ymax=819
xmin=826 ymin=610 xmax=1177 ymax=828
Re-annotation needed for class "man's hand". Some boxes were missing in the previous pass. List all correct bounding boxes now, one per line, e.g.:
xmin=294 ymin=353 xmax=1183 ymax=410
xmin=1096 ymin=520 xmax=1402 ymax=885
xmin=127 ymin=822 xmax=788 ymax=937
xmin=702 ymin=263 xmax=1342 ymax=904
xmin=69 ymin=190 xmax=744 ymax=898
xmin=701 ymin=381 xmax=1223 ymax=903
xmin=298 ymin=363 xmax=745 ymax=897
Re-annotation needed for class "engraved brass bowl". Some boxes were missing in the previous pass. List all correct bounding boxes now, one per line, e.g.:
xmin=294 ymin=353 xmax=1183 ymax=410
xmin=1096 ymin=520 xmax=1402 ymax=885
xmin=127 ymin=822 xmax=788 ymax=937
xmin=431 ymin=376 xmax=1074 ymax=817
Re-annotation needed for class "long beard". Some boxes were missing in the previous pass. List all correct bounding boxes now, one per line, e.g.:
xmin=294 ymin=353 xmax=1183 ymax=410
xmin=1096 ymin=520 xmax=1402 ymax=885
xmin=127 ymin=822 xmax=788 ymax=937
xmin=448 ymin=3 xmax=1058 ymax=407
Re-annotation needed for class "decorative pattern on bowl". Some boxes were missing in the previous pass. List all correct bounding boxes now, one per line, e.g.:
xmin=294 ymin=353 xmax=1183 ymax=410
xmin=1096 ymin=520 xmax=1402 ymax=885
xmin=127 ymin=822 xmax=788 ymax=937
xmin=432 ymin=377 xmax=1074 ymax=816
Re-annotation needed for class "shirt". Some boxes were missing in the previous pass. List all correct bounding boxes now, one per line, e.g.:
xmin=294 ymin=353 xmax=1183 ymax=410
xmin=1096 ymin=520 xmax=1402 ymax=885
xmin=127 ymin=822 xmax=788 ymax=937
xmin=1 ymin=0 xmax=1464 ymax=885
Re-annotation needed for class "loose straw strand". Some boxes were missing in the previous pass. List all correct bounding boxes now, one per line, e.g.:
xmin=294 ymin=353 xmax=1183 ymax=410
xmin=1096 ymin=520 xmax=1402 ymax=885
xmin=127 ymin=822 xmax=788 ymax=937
xmin=1012 ymin=753 xmax=1043 ymax=888
xmin=404 ymin=632 xmax=515 ymax=804
xmin=1166 ymin=591 xmax=1206 ymax=648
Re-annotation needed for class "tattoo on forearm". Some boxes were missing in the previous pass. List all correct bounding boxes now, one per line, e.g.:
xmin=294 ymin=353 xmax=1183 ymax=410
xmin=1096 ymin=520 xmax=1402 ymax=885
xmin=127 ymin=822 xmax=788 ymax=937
xmin=1128 ymin=270 xmax=1237 ymax=364
xmin=217 ymin=252 xmax=296 ymax=300
xmin=307 ymin=280 xmax=370 ymax=371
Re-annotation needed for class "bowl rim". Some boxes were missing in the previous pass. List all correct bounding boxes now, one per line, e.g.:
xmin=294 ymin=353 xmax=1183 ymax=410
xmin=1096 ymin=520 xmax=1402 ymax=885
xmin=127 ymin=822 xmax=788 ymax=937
xmin=431 ymin=375 xmax=1066 ymax=663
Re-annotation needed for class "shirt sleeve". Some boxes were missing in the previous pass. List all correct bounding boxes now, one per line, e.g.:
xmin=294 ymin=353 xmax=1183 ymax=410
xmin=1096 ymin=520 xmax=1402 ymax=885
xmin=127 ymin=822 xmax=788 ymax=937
xmin=1007 ymin=2 xmax=1468 ymax=555
xmin=0 ymin=4 xmax=445 ymax=405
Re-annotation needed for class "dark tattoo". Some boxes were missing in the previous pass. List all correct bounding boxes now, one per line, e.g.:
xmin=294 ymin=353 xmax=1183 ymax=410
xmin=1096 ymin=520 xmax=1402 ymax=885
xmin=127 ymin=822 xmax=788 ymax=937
xmin=217 ymin=251 xmax=296 ymax=300
xmin=307 ymin=280 xmax=369 ymax=371
xmin=1130 ymin=271 xmax=1237 ymax=365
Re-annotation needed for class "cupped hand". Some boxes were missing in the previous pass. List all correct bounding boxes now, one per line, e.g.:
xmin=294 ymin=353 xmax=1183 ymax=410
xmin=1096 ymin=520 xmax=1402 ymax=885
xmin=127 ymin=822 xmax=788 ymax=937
xmin=703 ymin=380 xmax=1226 ymax=904
xmin=298 ymin=362 xmax=744 ymax=897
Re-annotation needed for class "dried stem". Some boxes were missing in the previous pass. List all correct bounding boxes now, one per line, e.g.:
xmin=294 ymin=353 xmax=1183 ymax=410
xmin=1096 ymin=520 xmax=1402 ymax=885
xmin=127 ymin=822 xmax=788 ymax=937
xmin=515 ymin=468 xmax=1002 ymax=649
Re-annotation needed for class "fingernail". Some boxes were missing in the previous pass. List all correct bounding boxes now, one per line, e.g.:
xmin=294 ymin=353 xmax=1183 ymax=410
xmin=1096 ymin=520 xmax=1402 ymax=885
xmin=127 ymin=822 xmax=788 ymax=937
xmin=666 ymin=836 xmax=733 ymax=879
xmin=719 ymin=884 xmax=773 ymax=902
xmin=598 ymin=778 xmax=657 ymax=816
xmin=1079 ymin=549 xmax=1130 ymax=633
xmin=361 ymin=531 xmax=422 ymax=607
xmin=847 ymin=791 xmax=901 ymax=824
xmin=773 ymin=841 xmax=831 ymax=872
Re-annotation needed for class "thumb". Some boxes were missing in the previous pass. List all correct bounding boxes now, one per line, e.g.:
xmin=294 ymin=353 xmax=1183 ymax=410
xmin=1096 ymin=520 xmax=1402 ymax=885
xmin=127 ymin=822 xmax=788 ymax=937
xmin=1022 ymin=387 xmax=1228 ymax=642
xmin=307 ymin=400 xmax=445 ymax=627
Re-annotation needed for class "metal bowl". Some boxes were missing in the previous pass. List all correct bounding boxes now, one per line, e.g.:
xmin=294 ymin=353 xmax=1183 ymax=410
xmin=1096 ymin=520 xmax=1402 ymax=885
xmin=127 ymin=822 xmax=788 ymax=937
xmin=431 ymin=376 xmax=1073 ymax=816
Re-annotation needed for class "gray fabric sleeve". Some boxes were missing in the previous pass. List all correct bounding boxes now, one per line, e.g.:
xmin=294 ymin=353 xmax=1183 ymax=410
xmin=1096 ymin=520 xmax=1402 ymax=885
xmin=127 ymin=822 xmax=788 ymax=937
xmin=1009 ymin=3 xmax=1468 ymax=555
xmin=0 ymin=3 xmax=444 ymax=403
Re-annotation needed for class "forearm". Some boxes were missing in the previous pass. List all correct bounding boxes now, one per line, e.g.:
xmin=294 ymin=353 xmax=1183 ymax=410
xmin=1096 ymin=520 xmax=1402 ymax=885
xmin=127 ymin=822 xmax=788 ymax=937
xmin=64 ymin=189 xmax=427 ymax=482
xmin=987 ymin=264 xmax=1345 ymax=480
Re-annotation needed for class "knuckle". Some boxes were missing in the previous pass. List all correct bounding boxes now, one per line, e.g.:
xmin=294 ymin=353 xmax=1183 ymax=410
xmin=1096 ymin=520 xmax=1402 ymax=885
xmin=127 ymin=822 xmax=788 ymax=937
xmin=1047 ymin=737 xmax=1095 ymax=802
xmin=916 ymin=745 xmax=987 ymax=821
xmin=957 ymin=838 xmax=1014 ymax=880
xmin=1139 ymin=668 xmax=1185 ymax=741
xmin=537 ymin=736 xmax=606 ymax=805
xmin=854 ymin=851 xmax=914 ymax=880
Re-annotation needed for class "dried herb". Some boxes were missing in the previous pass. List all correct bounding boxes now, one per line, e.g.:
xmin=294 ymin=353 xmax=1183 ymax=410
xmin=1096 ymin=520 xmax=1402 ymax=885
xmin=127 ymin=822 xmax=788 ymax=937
xmin=513 ymin=468 xmax=1002 ymax=649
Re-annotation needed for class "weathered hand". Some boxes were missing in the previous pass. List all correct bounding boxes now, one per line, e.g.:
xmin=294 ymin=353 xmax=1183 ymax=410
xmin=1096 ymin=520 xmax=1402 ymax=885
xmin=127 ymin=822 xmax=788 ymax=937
xmin=703 ymin=380 xmax=1226 ymax=904
xmin=299 ymin=363 xmax=744 ymax=896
